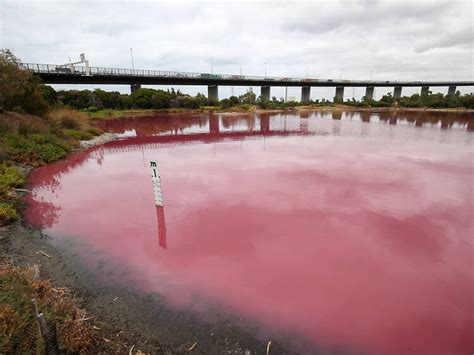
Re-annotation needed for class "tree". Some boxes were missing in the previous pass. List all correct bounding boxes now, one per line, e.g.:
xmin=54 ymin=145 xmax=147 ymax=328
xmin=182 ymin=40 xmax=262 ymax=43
xmin=228 ymin=95 xmax=240 ymax=106
xmin=0 ymin=49 xmax=49 ymax=116
xmin=239 ymin=88 xmax=256 ymax=104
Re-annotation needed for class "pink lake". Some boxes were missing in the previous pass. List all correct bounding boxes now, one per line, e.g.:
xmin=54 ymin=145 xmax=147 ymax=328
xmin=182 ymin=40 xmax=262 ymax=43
xmin=25 ymin=111 xmax=474 ymax=354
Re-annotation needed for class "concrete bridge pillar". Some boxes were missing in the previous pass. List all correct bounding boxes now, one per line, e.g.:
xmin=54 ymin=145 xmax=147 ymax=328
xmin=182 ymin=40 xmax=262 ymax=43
xmin=334 ymin=86 xmax=344 ymax=102
xmin=365 ymin=86 xmax=374 ymax=100
xmin=260 ymin=86 xmax=270 ymax=102
xmin=301 ymin=87 xmax=311 ymax=103
xmin=130 ymin=84 xmax=141 ymax=94
xmin=448 ymin=86 xmax=456 ymax=96
xmin=421 ymin=86 xmax=429 ymax=96
xmin=393 ymin=86 xmax=402 ymax=99
xmin=208 ymin=85 xmax=218 ymax=102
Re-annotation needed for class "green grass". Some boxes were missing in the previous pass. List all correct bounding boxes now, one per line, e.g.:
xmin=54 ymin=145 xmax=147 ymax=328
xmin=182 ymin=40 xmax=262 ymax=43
xmin=1 ymin=133 xmax=71 ymax=165
xmin=82 ymin=109 xmax=131 ymax=119
xmin=0 ymin=164 xmax=24 ymax=225
xmin=62 ymin=129 xmax=94 ymax=141
xmin=83 ymin=108 xmax=198 ymax=119
xmin=0 ymin=164 xmax=25 ymax=190
xmin=0 ymin=203 xmax=19 ymax=225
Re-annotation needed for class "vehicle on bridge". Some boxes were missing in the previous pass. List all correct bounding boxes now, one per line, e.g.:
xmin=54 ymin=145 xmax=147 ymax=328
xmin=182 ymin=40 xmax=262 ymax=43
xmin=200 ymin=73 xmax=221 ymax=80
xmin=55 ymin=66 xmax=73 ymax=74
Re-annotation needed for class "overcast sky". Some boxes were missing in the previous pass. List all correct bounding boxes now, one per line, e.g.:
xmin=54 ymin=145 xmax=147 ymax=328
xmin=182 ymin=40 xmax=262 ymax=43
xmin=1 ymin=0 xmax=472 ymax=99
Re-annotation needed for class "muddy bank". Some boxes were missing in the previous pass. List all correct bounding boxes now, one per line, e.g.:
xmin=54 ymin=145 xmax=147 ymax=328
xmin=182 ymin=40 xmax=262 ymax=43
xmin=0 ymin=223 xmax=296 ymax=354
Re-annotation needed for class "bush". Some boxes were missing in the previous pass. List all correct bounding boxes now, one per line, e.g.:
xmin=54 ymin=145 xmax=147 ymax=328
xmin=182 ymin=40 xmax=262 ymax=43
xmin=59 ymin=115 xmax=80 ymax=129
xmin=49 ymin=109 xmax=88 ymax=130
xmin=1 ymin=134 xmax=71 ymax=165
xmin=86 ymin=106 xmax=98 ymax=112
xmin=87 ymin=127 xmax=102 ymax=136
xmin=0 ymin=202 xmax=18 ymax=225
xmin=0 ymin=163 xmax=25 ymax=190
xmin=219 ymin=98 xmax=232 ymax=109
xmin=62 ymin=129 xmax=93 ymax=141
xmin=0 ymin=50 xmax=50 ymax=116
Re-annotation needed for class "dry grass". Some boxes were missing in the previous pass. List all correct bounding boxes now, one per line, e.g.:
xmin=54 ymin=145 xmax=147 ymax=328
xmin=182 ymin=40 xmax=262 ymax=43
xmin=48 ymin=108 xmax=91 ymax=130
xmin=0 ymin=261 xmax=105 ymax=353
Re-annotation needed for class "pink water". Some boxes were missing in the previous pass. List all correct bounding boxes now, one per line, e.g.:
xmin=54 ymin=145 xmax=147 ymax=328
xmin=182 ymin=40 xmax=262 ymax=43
xmin=25 ymin=112 xmax=474 ymax=354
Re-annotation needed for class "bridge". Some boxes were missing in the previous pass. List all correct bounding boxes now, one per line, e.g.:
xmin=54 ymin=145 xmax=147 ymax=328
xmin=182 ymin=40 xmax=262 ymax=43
xmin=22 ymin=63 xmax=474 ymax=102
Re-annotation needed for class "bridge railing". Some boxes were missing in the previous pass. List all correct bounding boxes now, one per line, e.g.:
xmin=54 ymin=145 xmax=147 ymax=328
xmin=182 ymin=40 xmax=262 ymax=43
xmin=20 ymin=63 xmax=473 ymax=86
xmin=21 ymin=62 xmax=330 ymax=83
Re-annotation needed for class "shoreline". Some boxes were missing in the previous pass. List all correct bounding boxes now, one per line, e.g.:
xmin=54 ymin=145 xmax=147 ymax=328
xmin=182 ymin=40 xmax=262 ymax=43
xmin=86 ymin=105 xmax=474 ymax=120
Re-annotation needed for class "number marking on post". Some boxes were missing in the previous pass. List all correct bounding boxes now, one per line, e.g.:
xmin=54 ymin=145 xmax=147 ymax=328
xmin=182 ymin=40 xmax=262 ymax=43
xmin=150 ymin=160 xmax=163 ymax=206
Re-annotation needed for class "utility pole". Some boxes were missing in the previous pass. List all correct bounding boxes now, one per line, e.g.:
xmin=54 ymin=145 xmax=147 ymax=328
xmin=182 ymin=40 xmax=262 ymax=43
xmin=130 ymin=48 xmax=135 ymax=71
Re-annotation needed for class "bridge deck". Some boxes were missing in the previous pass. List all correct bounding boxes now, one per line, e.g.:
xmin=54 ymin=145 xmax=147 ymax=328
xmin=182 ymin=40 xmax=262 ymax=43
xmin=22 ymin=63 xmax=474 ymax=87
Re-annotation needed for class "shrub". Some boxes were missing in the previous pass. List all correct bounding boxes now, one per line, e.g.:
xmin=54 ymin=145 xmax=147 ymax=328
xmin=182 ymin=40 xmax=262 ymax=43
xmin=17 ymin=116 xmax=48 ymax=136
xmin=62 ymin=129 xmax=93 ymax=141
xmin=0 ymin=202 xmax=18 ymax=225
xmin=0 ymin=49 xmax=50 ymax=117
xmin=0 ymin=163 xmax=25 ymax=189
xmin=59 ymin=115 xmax=80 ymax=129
xmin=49 ymin=109 xmax=88 ymax=130
xmin=1 ymin=134 xmax=71 ymax=165
xmin=87 ymin=127 xmax=102 ymax=136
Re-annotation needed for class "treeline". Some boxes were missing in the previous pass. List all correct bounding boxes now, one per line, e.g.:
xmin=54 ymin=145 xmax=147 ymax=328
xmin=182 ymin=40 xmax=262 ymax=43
xmin=342 ymin=91 xmax=474 ymax=109
xmin=47 ymin=86 xmax=474 ymax=112
xmin=47 ymin=87 xmax=208 ymax=111
xmin=45 ymin=86 xmax=268 ymax=111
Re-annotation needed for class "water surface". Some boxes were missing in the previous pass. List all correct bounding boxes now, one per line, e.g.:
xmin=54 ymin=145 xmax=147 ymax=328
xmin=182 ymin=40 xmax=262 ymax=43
xmin=25 ymin=111 xmax=473 ymax=354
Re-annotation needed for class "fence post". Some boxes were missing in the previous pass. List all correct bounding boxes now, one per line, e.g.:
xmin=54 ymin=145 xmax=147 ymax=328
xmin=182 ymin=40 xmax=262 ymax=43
xmin=33 ymin=299 xmax=60 ymax=355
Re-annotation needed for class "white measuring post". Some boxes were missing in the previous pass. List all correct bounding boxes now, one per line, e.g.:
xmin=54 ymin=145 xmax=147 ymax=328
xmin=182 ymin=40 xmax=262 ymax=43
xmin=150 ymin=160 xmax=163 ymax=206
